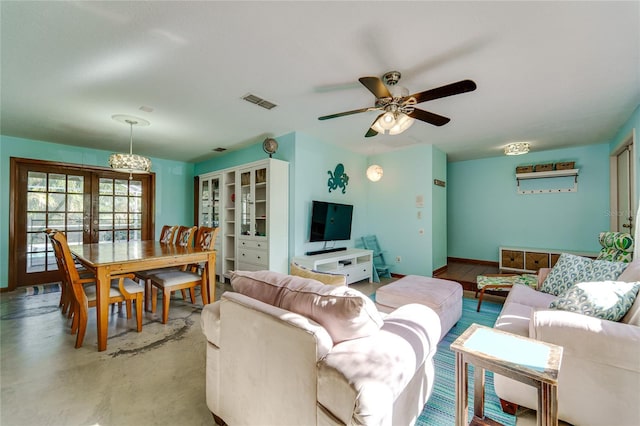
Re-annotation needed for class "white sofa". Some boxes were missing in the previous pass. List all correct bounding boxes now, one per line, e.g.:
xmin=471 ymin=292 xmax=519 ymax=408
xmin=493 ymin=258 xmax=640 ymax=426
xmin=200 ymin=270 xmax=442 ymax=426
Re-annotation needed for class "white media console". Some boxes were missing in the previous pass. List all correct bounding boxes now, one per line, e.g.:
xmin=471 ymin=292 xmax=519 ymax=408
xmin=291 ymin=248 xmax=373 ymax=285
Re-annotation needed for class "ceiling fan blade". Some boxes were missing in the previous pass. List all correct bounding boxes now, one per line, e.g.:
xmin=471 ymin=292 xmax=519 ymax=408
xmin=318 ymin=107 xmax=372 ymax=120
xmin=408 ymin=79 xmax=477 ymax=104
xmin=359 ymin=76 xmax=392 ymax=99
xmin=365 ymin=114 xmax=384 ymax=137
xmin=408 ymin=108 xmax=451 ymax=126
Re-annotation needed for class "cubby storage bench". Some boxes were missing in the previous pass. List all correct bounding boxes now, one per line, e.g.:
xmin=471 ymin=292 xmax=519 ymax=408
xmin=291 ymin=249 xmax=373 ymax=285
xmin=499 ymin=246 xmax=598 ymax=273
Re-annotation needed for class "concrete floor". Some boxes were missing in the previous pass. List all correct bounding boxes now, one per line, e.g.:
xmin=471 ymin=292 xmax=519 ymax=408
xmin=1 ymin=278 xmax=546 ymax=426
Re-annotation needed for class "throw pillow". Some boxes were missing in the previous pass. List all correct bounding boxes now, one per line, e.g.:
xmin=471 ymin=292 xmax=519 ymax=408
xmin=231 ymin=270 xmax=383 ymax=343
xmin=540 ymin=253 xmax=593 ymax=296
xmin=290 ymin=262 xmax=347 ymax=286
xmin=540 ymin=253 xmax=628 ymax=296
xmin=597 ymin=232 xmax=634 ymax=263
xmin=549 ymin=281 xmax=640 ymax=321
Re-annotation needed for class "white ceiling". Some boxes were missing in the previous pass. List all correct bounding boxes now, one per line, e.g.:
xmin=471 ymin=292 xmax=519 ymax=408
xmin=1 ymin=1 xmax=639 ymax=163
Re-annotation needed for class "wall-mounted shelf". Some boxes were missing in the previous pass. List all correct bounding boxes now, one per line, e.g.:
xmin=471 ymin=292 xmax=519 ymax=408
xmin=516 ymin=169 xmax=579 ymax=194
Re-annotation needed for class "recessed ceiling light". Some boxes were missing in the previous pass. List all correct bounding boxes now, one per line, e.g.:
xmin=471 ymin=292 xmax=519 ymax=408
xmin=139 ymin=105 xmax=154 ymax=113
xmin=212 ymin=147 xmax=227 ymax=152
xmin=504 ymin=142 xmax=530 ymax=156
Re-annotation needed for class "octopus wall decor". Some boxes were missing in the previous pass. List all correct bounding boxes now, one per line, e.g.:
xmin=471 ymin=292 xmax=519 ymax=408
xmin=327 ymin=163 xmax=349 ymax=193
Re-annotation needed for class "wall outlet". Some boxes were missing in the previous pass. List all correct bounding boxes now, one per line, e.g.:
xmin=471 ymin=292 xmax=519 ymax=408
xmin=395 ymin=256 xmax=401 ymax=263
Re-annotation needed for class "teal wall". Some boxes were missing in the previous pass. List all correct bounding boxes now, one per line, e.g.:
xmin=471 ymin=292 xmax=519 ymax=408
xmin=0 ymin=135 xmax=194 ymax=288
xmin=448 ymin=143 xmax=611 ymax=262
xmin=366 ymin=144 xmax=447 ymax=276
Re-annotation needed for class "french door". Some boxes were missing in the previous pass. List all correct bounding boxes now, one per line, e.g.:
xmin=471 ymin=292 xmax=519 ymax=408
xmin=9 ymin=158 xmax=155 ymax=289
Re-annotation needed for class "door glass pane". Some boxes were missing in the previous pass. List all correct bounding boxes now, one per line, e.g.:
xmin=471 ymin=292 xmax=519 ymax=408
xmin=114 ymin=196 xmax=128 ymax=212
xmin=99 ymin=195 xmax=114 ymax=212
xmin=27 ymin=172 xmax=47 ymax=192
xmin=99 ymin=179 xmax=113 ymax=194
xmin=47 ymin=193 xmax=65 ymax=211
xmin=67 ymin=194 xmax=83 ymax=211
xmin=48 ymin=174 xmax=66 ymax=192
xmin=67 ymin=213 xmax=83 ymax=232
xmin=131 ymin=213 xmax=142 ymax=228
xmin=114 ymin=213 xmax=128 ymax=229
xmin=129 ymin=180 xmax=142 ymax=196
xmin=99 ymin=213 xmax=113 ymax=227
xmin=68 ymin=176 xmax=83 ymax=193
xmin=47 ymin=213 xmax=65 ymax=228
xmin=129 ymin=197 xmax=141 ymax=213
xmin=27 ymin=212 xmax=46 ymax=234
xmin=130 ymin=230 xmax=141 ymax=240
xmin=114 ymin=230 xmax=128 ymax=241
xmin=115 ymin=179 xmax=129 ymax=195
xmin=99 ymin=230 xmax=113 ymax=242
xmin=66 ymin=232 xmax=83 ymax=245
xmin=27 ymin=192 xmax=47 ymax=210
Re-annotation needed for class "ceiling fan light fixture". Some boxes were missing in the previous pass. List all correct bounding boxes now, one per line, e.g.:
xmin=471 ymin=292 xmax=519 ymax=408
xmin=109 ymin=114 xmax=152 ymax=174
xmin=504 ymin=142 xmax=530 ymax=156
xmin=388 ymin=113 xmax=415 ymax=135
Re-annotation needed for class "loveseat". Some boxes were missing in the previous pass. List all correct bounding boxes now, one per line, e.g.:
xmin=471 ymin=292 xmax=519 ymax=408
xmin=493 ymin=256 xmax=640 ymax=426
xmin=200 ymin=270 xmax=442 ymax=426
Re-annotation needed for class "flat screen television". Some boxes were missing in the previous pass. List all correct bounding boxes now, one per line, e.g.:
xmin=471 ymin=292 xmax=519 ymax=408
xmin=309 ymin=200 xmax=353 ymax=242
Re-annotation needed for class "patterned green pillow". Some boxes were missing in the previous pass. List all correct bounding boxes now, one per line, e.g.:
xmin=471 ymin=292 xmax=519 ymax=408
xmin=597 ymin=232 xmax=634 ymax=263
xmin=549 ymin=281 xmax=640 ymax=321
xmin=540 ymin=253 xmax=628 ymax=296
xmin=540 ymin=253 xmax=593 ymax=296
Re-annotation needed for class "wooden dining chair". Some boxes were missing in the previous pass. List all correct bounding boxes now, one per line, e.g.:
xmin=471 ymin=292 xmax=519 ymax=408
xmin=135 ymin=224 xmax=179 ymax=311
xmin=149 ymin=226 xmax=219 ymax=324
xmin=50 ymin=230 xmax=145 ymax=348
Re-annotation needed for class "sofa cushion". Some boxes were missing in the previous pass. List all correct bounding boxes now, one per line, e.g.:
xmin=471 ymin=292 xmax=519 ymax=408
xmin=549 ymin=281 xmax=640 ymax=321
xmin=317 ymin=303 xmax=440 ymax=425
xmin=540 ymin=253 xmax=628 ymax=296
xmin=495 ymin=285 xmax=557 ymax=337
xmin=619 ymin=259 xmax=640 ymax=325
xmin=290 ymin=262 xmax=347 ymax=286
xmin=231 ymin=270 xmax=383 ymax=343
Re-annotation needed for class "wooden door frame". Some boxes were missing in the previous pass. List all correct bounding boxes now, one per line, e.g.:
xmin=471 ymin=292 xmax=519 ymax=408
xmin=609 ymin=128 xmax=636 ymax=232
xmin=8 ymin=157 xmax=156 ymax=291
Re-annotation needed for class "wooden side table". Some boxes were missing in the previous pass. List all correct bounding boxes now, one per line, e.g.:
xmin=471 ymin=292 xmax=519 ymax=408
xmin=450 ymin=323 xmax=563 ymax=426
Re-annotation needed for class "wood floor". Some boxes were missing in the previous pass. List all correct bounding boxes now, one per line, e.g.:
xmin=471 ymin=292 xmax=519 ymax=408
xmin=434 ymin=260 xmax=499 ymax=292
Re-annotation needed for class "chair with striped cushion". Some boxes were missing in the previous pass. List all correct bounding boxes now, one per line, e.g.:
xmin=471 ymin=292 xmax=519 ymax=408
xmin=149 ymin=227 xmax=219 ymax=324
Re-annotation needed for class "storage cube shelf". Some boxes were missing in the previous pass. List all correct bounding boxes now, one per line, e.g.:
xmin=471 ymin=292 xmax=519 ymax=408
xmin=499 ymin=246 xmax=598 ymax=273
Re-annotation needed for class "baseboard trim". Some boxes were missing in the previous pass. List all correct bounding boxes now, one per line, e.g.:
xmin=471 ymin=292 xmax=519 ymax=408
xmin=432 ymin=264 xmax=448 ymax=276
xmin=447 ymin=256 xmax=499 ymax=268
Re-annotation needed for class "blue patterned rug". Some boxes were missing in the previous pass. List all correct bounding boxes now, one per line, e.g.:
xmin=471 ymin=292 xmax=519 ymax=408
xmin=416 ymin=297 xmax=515 ymax=425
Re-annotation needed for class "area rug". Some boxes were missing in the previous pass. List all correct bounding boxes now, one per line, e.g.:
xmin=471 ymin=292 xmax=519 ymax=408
xmin=415 ymin=297 xmax=516 ymax=426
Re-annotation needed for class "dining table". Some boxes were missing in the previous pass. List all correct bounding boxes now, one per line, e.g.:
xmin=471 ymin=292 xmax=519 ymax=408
xmin=69 ymin=240 xmax=216 ymax=351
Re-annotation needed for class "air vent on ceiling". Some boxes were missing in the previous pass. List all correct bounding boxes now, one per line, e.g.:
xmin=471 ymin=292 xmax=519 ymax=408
xmin=242 ymin=93 xmax=277 ymax=110
xmin=212 ymin=147 xmax=227 ymax=152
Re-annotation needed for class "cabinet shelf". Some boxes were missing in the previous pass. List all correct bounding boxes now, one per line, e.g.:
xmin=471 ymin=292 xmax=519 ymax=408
xmin=516 ymin=169 xmax=579 ymax=194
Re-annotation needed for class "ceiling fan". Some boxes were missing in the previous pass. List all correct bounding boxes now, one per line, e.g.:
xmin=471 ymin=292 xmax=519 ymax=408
xmin=318 ymin=71 xmax=476 ymax=137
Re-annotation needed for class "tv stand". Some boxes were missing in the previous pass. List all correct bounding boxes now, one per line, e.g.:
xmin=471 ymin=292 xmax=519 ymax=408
xmin=292 ymin=249 xmax=373 ymax=285
xmin=305 ymin=247 xmax=347 ymax=256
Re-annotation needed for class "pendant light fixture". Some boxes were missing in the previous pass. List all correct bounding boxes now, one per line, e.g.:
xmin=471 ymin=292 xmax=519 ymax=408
xmin=109 ymin=114 xmax=152 ymax=174
xmin=366 ymin=164 xmax=384 ymax=182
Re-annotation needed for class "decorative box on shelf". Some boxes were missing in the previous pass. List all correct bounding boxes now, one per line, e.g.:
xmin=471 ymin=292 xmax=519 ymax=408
xmin=534 ymin=163 xmax=554 ymax=172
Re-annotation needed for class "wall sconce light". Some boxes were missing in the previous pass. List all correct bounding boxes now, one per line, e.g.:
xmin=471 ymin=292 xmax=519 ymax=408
xmin=366 ymin=164 xmax=384 ymax=182
xmin=504 ymin=142 xmax=530 ymax=156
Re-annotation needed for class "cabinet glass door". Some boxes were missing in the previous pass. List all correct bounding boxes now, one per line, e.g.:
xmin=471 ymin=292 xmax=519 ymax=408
xmin=254 ymin=167 xmax=267 ymax=237
xmin=240 ymin=170 xmax=253 ymax=236
xmin=200 ymin=177 xmax=220 ymax=227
